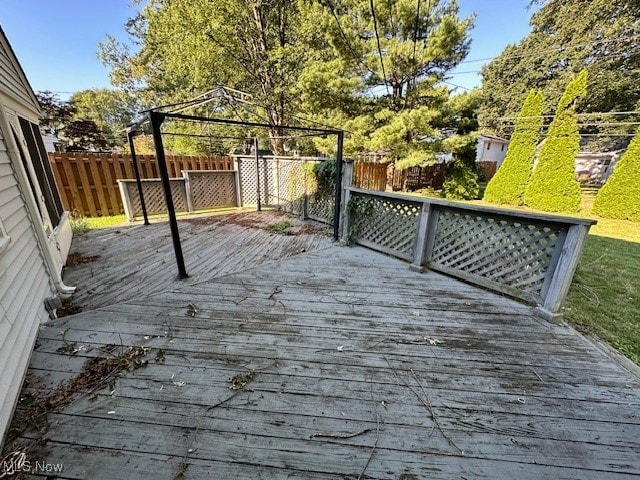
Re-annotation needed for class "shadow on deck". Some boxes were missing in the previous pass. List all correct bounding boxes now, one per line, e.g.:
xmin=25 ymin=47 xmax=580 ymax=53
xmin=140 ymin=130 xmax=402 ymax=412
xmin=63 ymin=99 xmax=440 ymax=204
xmin=4 ymin=212 xmax=640 ymax=479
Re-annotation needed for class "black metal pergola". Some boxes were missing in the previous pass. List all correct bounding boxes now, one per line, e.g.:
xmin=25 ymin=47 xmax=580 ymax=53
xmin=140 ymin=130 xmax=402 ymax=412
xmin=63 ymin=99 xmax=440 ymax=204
xmin=127 ymin=108 xmax=345 ymax=280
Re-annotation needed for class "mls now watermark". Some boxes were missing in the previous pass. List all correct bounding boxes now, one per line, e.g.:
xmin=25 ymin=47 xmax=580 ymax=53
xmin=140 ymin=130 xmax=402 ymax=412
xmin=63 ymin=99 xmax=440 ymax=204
xmin=1 ymin=451 xmax=64 ymax=477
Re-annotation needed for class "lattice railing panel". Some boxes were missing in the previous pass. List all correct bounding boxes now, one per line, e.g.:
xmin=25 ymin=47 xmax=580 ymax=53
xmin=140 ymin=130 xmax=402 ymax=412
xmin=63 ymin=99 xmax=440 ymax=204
xmin=277 ymin=160 xmax=306 ymax=215
xmin=187 ymin=172 xmax=237 ymax=210
xmin=307 ymin=193 xmax=335 ymax=225
xmin=349 ymin=194 xmax=421 ymax=260
xmin=126 ymin=180 xmax=188 ymax=217
xmin=237 ymin=158 xmax=259 ymax=205
xmin=430 ymin=208 xmax=563 ymax=299
xmin=237 ymin=158 xmax=275 ymax=206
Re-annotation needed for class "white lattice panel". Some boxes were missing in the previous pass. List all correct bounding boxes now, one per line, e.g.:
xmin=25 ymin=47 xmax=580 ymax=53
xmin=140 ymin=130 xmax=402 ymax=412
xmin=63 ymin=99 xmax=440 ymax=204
xmin=237 ymin=158 xmax=273 ymax=206
xmin=278 ymin=160 xmax=306 ymax=215
xmin=350 ymin=195 xmax=421 ymax=260
xmin=187 ymin=172 xmax=237 ymax=210
xmin=126 ymin=180 xmax=188 ymax=216
xmin=307 ymin=193 xmax=335 ymax=225
xmin=430 ymin=208 xmax=563 ymax=298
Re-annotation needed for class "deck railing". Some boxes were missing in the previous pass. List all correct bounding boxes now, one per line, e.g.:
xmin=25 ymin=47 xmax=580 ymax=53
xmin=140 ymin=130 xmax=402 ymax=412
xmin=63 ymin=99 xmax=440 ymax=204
xmin=118 ymin=170 xmax=240 ymax=220
xmin=340 ymin=165 xmax=596 ymax=321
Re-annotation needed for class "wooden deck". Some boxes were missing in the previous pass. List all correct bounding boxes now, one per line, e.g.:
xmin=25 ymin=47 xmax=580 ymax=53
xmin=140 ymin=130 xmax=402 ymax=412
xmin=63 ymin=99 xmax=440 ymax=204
xmin=4 ymin=217 xmax=640 ymax=479
xmin=62 ymin=210 xmax=332 ymax=311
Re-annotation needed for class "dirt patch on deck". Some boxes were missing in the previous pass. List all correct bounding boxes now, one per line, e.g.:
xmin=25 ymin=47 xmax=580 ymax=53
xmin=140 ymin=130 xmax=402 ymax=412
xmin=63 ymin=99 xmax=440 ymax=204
xmin=216 ymin=211 xmax=327 ymax=236
xmin=65 ymin=252 xmax=101 ymax=267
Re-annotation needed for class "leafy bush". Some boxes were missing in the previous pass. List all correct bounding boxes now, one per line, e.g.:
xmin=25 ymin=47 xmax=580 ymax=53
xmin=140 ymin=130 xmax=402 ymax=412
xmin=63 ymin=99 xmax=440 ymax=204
xmin=441 ymin=159 xmax=479 ymax=200
xmin=312 ymin=158 xmax=336 ymax=195
xmin=524 ymin=70 xmax=586 ymax=213
xmin=593 ymin=128 xmax=640 ymax=221
xmin=483 ymin=89 xmax=544 ymax=205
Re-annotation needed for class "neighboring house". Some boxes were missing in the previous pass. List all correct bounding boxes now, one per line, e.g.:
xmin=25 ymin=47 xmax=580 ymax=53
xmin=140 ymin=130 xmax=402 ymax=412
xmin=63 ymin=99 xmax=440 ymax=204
xmin=575 ymin=150 xmax=622 ymax=185
xmin=476 ymin=134 xmax=509 ymax=166
xmin=41 ymin=131 xmax=62 ymax=153
xmin=0 ymin=27 xmax=74 ymax=444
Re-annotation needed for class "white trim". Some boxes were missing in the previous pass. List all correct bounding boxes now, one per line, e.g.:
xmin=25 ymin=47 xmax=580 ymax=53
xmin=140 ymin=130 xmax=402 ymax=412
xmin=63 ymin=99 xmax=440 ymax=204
xmin=0 ymin=236 xmax=10 ymax=256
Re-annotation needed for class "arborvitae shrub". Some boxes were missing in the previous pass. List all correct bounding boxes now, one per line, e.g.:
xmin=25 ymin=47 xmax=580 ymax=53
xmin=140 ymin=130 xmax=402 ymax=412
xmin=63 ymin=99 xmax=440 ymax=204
xmin=524 ymin=70 xmax=587 ymax=213
xmin=483 ymin=89 xmax=544 ymax=205
xmin=593 ymin=128 xmax=640 ymax=221
xmin=442 ymin=159 xmax=480 ymax=200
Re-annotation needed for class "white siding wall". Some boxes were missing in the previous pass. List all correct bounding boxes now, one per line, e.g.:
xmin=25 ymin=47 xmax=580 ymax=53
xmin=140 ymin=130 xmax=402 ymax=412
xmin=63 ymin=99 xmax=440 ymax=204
xmin=0 ymin=112 xmax=54 ymax=446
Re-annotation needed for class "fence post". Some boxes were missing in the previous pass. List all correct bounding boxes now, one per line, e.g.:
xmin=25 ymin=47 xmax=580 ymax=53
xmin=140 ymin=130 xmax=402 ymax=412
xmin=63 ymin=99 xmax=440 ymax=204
xmin=183 ymin=171 xmax=194 ymax=213
xmin=339 ymin=159 xmax=353 ymax=244
xmin=118 ymin=180 xmax=134 ymax=222
xmin=537 ymin=223 xmax=591 ymax=322
xmin=233 ymin=157 xmax=242 ymax=207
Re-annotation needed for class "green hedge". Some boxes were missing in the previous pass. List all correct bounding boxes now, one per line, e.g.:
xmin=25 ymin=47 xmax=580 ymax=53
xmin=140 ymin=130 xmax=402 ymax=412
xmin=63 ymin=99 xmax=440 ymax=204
xmin=593 ymin=128 xmax=640 ymax=221
xmin=483 ymin=89 xmax=543 ymax=205
xmin=524 ymin=70 xmax=586 ymax=213
xmin=442 ymin=159 xmax=479 ymax=200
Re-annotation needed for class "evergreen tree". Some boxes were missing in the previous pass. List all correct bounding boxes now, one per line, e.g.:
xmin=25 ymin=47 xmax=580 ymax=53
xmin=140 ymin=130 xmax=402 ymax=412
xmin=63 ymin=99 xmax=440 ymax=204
xmin=483 ymin=89 xmax=543 ymax=205
xmin=524 ymin=70 xmax=586 ymax=213
xmin=593 ymin=127 xmax=640 ymax=221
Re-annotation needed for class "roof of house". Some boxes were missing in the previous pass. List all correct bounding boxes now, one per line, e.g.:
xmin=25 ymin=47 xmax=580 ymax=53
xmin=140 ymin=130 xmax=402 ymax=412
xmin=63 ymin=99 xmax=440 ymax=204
xmin=0 ymin=25 xmax=42 ymax=116
xmin=479 ymin=134 xmax=509 ymax=143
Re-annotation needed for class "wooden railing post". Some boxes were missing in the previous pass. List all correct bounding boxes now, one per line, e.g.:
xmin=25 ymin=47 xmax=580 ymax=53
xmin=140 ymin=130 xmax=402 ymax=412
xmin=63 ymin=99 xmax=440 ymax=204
xmin=339 ymin=159 xmax=353 ymax=244
xmin=410 ymin=200 xmax=431 ymax=272
xmin=537 ymin=223 xmax=591 ymax=322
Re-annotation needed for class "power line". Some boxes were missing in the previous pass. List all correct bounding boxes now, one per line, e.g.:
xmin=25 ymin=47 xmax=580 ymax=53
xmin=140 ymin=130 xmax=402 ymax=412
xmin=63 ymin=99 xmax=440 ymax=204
xmin=484 ymin=111 xmax=640 ymax=122
xmin=370 ymin=0 xmax=390 ymax=96
xmin=457 ymin=33 xmax=640 ymax=66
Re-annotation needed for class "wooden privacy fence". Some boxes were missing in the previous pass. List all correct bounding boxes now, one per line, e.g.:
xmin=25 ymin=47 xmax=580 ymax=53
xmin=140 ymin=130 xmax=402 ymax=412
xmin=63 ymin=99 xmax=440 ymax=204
xmin=48 ymin=152 xmax=233 ymax=217
xmin=476 ymin=161 xmax=498 ymax=181
xmin=340 ymin=162 xmax=595 ymax=321
xmin=352 ymin=161 xmax=389 ymax=190
xmin=392 ymin=164 xmax=447 ymax=191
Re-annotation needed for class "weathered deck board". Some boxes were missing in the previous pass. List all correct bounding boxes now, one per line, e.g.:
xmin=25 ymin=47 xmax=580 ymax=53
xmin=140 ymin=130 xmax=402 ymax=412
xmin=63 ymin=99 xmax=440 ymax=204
xmin=4 ymin=225 xmax=640 ymax=479
xmin=63 ymin=211 xmax=332 ymax=311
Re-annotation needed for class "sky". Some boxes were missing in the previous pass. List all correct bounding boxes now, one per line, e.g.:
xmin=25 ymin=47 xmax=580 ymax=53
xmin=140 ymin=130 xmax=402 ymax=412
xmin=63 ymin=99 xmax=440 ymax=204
xmin=0 ymin=0 xmax=536 ymax=100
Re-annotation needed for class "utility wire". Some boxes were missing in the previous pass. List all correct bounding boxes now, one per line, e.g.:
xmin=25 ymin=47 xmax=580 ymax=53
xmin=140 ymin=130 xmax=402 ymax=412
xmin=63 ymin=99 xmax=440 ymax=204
xmin=456 ymin=33 xmax=640 ymax=66
xmin=370 ymin=0 xmax=390 ymax=96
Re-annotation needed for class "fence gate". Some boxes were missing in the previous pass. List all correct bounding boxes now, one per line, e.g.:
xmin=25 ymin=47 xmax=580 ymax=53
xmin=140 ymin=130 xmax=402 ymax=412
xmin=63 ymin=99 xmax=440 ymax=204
xmin=235 ymin=156 xmax=336 ymax=226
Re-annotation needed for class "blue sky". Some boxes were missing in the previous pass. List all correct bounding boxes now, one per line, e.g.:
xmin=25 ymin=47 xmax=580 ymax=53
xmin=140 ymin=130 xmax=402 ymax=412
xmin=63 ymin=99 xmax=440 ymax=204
xmin=0 ymin=0 xmax=535 ymax=100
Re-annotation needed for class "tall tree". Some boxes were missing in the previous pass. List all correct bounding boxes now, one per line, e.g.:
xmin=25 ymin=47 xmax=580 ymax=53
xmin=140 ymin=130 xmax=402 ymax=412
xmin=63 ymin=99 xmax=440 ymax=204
xmin=524 ymin=70 xmax=586 ymax=213
xmin=479 ymin=0 xmax=640 ymax=142
xmin=593 ymin=127 xmax=640 ymax=221
xmin=483 ymin=89 xmax=544 ymax=205
xmin=70 ymin=89 xmax=141 ymax=148
xmin=36 ymin=91 xmax=109 ymax=151
xmin=100 ymin=0 xmax=474 ymax=162
xmin=100 ymin=0 xmax=326 ymax=154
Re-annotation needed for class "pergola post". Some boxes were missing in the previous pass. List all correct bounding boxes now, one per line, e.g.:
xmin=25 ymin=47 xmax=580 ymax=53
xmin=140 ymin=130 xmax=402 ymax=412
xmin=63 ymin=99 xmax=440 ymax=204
xmin=127 ymin=128 xmax=149 ymax=225
xmin=333 ymin=131 xmax=344 ymax=240
xmin=149 ymin=111 xmax=188 ymax=279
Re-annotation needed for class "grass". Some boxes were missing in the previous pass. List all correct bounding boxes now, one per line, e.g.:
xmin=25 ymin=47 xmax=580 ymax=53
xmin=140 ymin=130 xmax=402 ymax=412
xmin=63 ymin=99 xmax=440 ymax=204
xmin=563 ymin=191 xmax=640 ymax=365
xmin=69 ymin=213 xmax=126 ymax=234
xmin=266 ymin=220 xmax=294 ymax=235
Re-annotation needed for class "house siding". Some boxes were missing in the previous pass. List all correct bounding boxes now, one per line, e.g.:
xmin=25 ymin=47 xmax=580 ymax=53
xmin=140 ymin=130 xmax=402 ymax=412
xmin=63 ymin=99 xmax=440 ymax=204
xmin=0 ymin=35 xmax=37 ymax=113
xmin=0 ymin=98 xmax=54 ymax=445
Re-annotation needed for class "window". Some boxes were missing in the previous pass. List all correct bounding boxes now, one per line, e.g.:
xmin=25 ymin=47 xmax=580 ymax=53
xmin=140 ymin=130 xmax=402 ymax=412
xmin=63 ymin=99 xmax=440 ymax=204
xmin=486 ymin=142 xmax=491 ymax=150
xmin=501 ymin=144 xmax=505 ymax=151
xmin=18 ymin=117 xmax=63 ymax=227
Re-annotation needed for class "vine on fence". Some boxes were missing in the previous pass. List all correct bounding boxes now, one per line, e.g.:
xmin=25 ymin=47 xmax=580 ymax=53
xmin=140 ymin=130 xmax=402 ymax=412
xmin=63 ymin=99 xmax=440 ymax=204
xmin=346 ymin=195 xmax=374 ymax=244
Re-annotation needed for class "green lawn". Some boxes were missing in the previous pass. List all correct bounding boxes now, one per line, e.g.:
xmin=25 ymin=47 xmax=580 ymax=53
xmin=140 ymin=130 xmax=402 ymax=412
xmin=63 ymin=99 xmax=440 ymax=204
xmin=564 ymin=219 xmax=640 ymax=365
